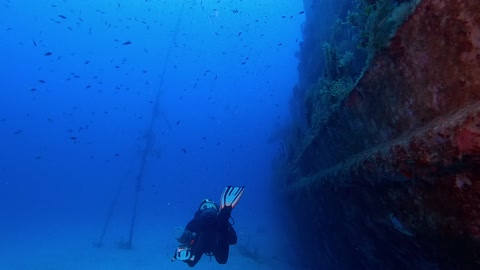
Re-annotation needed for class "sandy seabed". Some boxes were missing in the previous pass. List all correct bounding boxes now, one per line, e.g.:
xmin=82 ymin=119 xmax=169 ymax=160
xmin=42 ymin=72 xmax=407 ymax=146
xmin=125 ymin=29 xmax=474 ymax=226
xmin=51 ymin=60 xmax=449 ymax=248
xmin=0 ymin=220 xmax=295 ymax=270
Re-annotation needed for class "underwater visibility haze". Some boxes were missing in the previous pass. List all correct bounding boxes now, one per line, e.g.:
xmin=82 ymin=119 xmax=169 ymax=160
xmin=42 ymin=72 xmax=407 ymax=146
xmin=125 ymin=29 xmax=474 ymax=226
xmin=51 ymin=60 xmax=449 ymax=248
xmin=0 ymin=0 xmax=303 ymax=269
xmin=1 ymin=0 xmax=480 ymax=269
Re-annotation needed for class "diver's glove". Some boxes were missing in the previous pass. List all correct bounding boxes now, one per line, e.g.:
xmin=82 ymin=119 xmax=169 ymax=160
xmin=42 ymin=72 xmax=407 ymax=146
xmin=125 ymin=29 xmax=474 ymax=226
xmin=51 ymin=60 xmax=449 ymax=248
xmin=171 ymin=245 xmax=194 ymax=262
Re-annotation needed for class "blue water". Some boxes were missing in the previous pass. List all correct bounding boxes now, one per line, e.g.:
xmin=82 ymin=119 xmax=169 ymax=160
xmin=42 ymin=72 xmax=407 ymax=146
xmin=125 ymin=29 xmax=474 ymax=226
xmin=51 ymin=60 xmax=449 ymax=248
xmin=0 ymin=0 xmax=304 ymax=269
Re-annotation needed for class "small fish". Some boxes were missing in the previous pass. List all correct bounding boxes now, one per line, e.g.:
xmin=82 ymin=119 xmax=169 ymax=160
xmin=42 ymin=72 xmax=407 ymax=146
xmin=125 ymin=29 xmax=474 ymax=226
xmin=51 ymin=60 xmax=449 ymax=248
xmin=298 ymin=11 xmax=305 ymax=14
xmin=14 ymin=129 xmax=23 ymax=134
xmin=38 ymin=80 xmax=46 ymax=83
xmin=176 ymin=120 xmax=180 ymax=125
xmin=123 ymin=41 xmax=132 ymax=45
xmin=70 ymin=136 xmax=77 ymax=140
xmin=238 ymin=32 xmax=241 ymax=36
xmin=44 ymin=52 xmax=52 ymax=56
xmin=58 ymin=15 xmax=67 ymax=19
xmin=32 ymin=40 xmax=37 ymax=47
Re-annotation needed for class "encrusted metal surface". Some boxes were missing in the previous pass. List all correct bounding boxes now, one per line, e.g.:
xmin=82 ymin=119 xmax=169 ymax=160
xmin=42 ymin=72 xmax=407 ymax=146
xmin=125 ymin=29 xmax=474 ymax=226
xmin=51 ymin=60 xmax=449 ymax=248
xmin=287 ymin=0 xmax=480 ymax=268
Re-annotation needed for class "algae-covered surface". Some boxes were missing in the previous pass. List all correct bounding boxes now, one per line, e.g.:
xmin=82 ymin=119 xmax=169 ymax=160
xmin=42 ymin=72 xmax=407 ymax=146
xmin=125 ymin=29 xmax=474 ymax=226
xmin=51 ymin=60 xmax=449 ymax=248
xmin=282 ymin=0 xmax=480 ymax=268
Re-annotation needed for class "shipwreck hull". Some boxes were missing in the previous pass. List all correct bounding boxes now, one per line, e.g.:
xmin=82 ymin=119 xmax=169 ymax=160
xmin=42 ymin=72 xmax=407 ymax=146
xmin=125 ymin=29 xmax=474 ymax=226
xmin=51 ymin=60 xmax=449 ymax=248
xmin=287 ymin=0 xmax=480 ymax=268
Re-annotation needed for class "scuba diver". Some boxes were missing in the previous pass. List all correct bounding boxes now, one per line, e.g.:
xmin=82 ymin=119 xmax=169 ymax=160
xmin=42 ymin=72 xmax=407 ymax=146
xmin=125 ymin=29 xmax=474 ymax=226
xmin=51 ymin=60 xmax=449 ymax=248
xmin=171 ymin=186 xmax=245 ymax=267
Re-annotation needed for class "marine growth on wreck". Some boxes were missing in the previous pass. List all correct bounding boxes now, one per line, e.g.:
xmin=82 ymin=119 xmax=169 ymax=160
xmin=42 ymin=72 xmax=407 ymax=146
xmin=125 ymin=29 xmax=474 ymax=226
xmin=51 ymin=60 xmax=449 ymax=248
xmin=280 ymin=0 xmax=480 ymax=269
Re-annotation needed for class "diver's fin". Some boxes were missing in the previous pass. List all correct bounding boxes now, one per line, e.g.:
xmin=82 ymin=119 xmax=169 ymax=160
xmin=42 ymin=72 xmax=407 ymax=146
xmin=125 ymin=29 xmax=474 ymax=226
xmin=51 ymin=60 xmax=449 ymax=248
xmin=220 ymin=186 xmax=245 ymax=209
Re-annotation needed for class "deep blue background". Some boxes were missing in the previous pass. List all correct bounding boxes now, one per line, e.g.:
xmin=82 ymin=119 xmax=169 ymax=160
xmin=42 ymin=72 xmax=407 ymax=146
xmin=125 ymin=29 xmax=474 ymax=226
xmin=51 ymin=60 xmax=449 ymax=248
xmin=0 ymin=0 xmax=304 ymax=251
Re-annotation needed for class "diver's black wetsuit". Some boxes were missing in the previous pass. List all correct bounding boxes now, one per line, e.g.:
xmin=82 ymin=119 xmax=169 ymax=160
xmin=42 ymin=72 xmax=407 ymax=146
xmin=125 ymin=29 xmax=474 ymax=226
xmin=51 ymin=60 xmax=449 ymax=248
xmin=183 ymin=206 xmax=237 ymax=267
